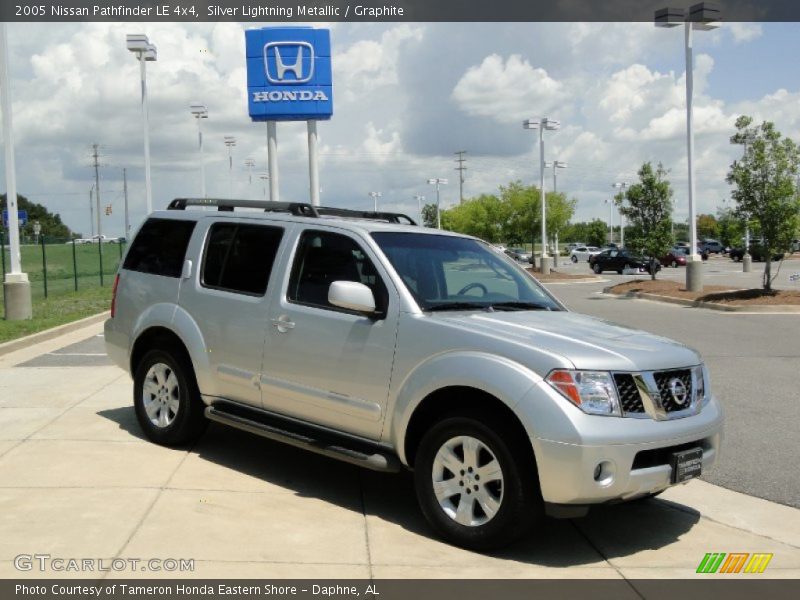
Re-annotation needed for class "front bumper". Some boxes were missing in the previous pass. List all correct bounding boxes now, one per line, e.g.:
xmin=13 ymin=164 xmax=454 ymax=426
xmin=519 ymin=383 xmax=724 ymax=505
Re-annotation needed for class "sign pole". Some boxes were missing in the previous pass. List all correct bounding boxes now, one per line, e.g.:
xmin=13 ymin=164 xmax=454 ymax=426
xmin=307 ymin=120 xmax=320 ymax=206
xmin=267 ymin=121 xmax=279 ymax=202
xmin=0 ymin=22 xmax=32 ymax=320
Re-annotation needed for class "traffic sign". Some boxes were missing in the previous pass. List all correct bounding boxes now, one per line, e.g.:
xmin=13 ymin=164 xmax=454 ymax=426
xmin=2 ymin=209 xmax=27 ymax=227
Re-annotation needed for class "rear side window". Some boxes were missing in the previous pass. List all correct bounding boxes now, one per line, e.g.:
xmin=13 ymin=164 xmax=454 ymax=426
xmin=202 ymin=222 xmax=283 ymax=296
xmin=123 ymin=218 xmax=196 ymax=278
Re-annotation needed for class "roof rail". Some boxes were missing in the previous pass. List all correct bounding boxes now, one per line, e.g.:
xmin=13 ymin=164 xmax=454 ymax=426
xmin=167 ymin=198 xmax=417 ymax=225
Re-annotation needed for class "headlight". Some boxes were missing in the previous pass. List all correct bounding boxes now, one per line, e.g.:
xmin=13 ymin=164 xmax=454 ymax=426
xmin=546 ymin=370 xmax=621 ymax=416
xmin=694 ymin=365 xmax=709 ymax=405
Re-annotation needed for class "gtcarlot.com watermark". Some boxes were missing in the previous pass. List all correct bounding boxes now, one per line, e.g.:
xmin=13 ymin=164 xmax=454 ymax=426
xmin=14 ymin=554 xmax=194 ymax=573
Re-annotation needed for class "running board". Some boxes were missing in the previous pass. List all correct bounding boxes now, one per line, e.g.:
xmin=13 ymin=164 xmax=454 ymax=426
xmin=205 ymin=404 xmax=401 ymax=473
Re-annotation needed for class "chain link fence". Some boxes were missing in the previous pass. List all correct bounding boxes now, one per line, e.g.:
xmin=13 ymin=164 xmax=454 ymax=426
xmin=0 ymin=232 xmax=124 ymax=305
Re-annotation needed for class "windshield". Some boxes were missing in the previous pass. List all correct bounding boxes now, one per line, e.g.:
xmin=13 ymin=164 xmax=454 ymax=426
xmin=371 ymin=232 xmax=562 ymax=312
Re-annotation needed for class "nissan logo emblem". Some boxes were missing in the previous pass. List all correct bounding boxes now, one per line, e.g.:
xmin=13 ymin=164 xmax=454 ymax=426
xmin=669 ymin=377 xmax=689 ymax=406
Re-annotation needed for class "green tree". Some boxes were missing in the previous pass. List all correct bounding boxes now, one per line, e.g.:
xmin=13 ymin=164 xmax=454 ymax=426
xmin=421 ymin=203 xmax=439 ymax=229
xmin=562 ymin=220 xmax=608 ymax=248
xmin=727 ymin=116 xmax=800 ymax=291
xmin=716 ymin=208 xmax=744 ymax=249
xmin=498 ymin=181 xmax=540 ymax=246
xmin=1 ymin=193 xmax=72 ymax=239
xmin=546 ymin=192 xmax=577 ymax=251
xmin=441 ymin=194 xmax=504 ymax=242
xmin=697 ymin=213 xmax=719 ymax=240
xmin=618 ymin=162 xmax=674 ymax=280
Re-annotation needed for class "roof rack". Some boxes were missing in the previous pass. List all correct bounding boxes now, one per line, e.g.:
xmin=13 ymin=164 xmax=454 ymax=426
xmin=167 ymin=198 xmax=417 ymax=225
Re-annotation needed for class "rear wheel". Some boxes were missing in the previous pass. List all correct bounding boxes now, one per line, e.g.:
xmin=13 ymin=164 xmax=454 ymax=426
xmin=571 ymin=255 xmax=578 ymax=263
xmin=671 ymin=260 xmax=678 ymax=268
xmin=414 ymin=415 xmax=542 ymax=550
xmin=133 ymin=347 xmax=207 ymax=446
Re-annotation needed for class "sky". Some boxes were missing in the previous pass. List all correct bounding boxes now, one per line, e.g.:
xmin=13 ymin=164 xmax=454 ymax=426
xmin=2 ymin=21 xmax=800 ymax=238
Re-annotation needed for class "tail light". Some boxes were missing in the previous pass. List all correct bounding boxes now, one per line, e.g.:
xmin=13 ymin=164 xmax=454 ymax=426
xmin=110 ymin=274 xmax=120 ymax=318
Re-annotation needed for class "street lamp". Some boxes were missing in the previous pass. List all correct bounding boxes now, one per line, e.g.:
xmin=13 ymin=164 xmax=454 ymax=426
xmin=224 ymin=136 xmax=236 ymax=198
xmin=427 ymin=178 xmax=448 ymax=229
xmin=369 ymin=191 xmax=382 ymax=212
xmin=126 ymin=34 xmax=157 ymax=214
xmin=413 ymin=195 xmax=425 ymax=226
xmin=655 ymin=2 xmax=721 ymax=292
xmin=244 ymin=158 xmax=255 ymax=187
xmin=189 ymin=102 xmax=208 ymax=198
xmin=524 ymin=117 xmax=560 ymax=274
xmin=612 ymin=182 xmax=629 ymax=247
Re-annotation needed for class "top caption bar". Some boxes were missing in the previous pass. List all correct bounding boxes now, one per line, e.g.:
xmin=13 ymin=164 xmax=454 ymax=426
xmin=2 ymin=0 xmax=800 ymax=22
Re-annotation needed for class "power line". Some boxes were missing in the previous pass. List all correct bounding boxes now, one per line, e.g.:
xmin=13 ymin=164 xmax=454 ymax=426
xmin=454 ymin=150 xmax=467 ymax=204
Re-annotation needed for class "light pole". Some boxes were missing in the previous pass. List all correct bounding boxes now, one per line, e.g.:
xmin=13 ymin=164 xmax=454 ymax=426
xmin=1 ymin=23 xmax=32 ymax=319
xmin=259 ymin=173 xmax=270 ymax=200
xmin=656 ymin=2 xmax=720 ymax=292
xmin=612 ymin=181 xmax=629 ymax=247
xmin=189 ymin=103 xmax=208 ymax=198
xmin=413 ymin=195 xmax=425 ymax=226
xmin=523 ymin=117 xmax=560 ymax=274
xmin=244 ymin=158 xmax=255 ymax=198
xmin=605 ymin=198 xmax=615 ymax=244
xmin=126 ymin=34 xmax=157 ymax=214
xmin=224 ymin=136 xmax=236 ymax=198
xmin=427 ymin=178 xmax=448 ymax=229
xmin=732 ymin=133 xmax=755 ymax=272
xmin=369 ymin=191 xmax=382 ymax=212
xmin=545 ymin=160 xmax=568 ymax=264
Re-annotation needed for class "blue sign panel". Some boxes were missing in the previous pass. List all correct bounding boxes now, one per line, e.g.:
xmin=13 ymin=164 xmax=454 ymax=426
xmin=2 ymin=210 xmax=27 ymax=227
xmin=246 ymin=27 xmax=333 ymax=122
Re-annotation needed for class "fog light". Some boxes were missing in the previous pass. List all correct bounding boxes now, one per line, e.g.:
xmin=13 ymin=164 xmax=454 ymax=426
xmin=593 ymin=461 xmax=616 ymax=487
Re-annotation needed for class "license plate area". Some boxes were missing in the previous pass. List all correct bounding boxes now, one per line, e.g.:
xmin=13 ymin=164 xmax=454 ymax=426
xmin=670 ymin=447 xmax=703 ymax=483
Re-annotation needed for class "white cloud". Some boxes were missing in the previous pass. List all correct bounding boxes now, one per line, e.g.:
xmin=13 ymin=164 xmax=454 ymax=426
xmin=728 ymin=23 xmax=763 ymax=44
xmin=451 ymin=54 xmax=567 ymax=123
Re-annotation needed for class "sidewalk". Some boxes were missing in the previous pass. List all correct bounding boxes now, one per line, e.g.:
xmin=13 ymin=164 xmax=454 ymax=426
xmin=0 ymin=322 xmax=798 ymax=579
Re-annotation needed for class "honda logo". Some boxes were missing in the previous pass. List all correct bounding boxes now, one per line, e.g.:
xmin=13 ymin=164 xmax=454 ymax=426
xmin=264 ymin=42 xmax=314 ymax=84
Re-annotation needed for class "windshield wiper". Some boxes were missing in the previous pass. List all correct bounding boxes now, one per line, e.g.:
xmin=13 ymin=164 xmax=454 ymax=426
xmin=488 ymin=301 xmax=553 ymax=311
xmin=426 ymin=302 xmax=492 ymax=312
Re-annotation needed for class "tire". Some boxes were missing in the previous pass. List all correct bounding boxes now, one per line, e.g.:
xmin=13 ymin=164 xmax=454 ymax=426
xmin=133 ymin=346 xmax=207 ymax=446
xmin=414 ymin=414 xmax=542 ymax=551
xmin=592 ymin=263 xmax=602 ymax=274
xmin=671 ymin=261 xmax=678 ymax=268
xmin=571 ymin=255 xmax=578 ymax=263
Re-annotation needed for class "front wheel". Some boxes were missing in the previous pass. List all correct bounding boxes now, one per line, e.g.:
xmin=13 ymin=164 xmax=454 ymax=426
xmin=133 ymin=347 xmax=207 ymax=446
xmin=592 ymin=263 xmax=602 ymax=274
xmin=571 ymin=255 xmax=578 ymax=263
xmin=414 ymin=416 xmax=542 ymax=550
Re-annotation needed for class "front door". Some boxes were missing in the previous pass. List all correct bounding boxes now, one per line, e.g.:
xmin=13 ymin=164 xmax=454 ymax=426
xmin=260 ymin=228 xmax=399 ymax=439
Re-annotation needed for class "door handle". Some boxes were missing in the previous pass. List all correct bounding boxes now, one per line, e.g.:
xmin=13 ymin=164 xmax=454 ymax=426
xmin=271 ymin=317 xmax=295 ymax=332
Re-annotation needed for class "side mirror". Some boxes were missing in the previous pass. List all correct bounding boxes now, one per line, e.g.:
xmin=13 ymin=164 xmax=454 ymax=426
xmin=328 ymin=281 xmax=376 ymax=314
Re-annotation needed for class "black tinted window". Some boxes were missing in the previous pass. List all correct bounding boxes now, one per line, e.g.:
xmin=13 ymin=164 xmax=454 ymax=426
xmin=202 ymin=223 xmax=283 ymax=296
xmin=288 ymin=231 xmax=387 ymax=312
xmin=123 ymin=218 xmax=196 ymax=278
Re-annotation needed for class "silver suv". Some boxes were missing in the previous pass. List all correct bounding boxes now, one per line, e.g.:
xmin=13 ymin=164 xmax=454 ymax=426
xmin=105 ymin=198 xmax=724 ymax=550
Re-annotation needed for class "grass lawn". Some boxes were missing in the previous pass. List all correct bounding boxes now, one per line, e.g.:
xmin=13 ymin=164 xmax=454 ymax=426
xmin=0 ymin=285 xmax=112 ymax=344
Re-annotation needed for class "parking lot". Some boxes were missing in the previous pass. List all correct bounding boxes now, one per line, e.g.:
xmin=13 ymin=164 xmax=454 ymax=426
xmin=0 ymin=265 xmax=799 ymax=579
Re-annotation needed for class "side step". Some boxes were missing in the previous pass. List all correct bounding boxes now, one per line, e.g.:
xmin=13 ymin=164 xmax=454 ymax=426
xmin=205 ymin=404 xmax=401 ymax=473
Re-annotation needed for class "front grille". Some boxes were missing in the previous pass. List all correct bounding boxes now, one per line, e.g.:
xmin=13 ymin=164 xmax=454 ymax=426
xmin=614 ymin=374 xmax=645 ymax=414
xmin=653 ymin=369 xmax=693 ymax=413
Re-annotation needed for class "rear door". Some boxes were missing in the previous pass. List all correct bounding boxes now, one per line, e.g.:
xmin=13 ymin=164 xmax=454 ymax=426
xmin=259 ymin=227 xmax=399 ymax=439
xmin=179 ymin=218 xmax=287 ymax=407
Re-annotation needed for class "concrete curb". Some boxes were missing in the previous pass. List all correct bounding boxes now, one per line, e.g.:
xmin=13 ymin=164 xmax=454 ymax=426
xmin=604 ymin=287 xmax=800 ymax=313
xmin=0 ymin=311 xmax=110 ymax=357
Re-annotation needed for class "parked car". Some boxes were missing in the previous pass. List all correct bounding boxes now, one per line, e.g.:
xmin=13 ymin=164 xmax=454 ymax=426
xmin=791 ymin=239 xmax=800 ymax=253
xmin=589 ymin=248 xmax=661 ymax=275
xmin=566 ymin=242 xmax=586 ymax=252
xmin=729 ymin=243 xmax=785 ymax=262
xmin=569 ymin=246 xmax=601 ymax=263
xmin=505 ymin=247 xmax=532 ymax=263
xmin=661 ymin=249 xmax=687 ymax=268
xmin=699 ymin=239 xmax=725 ymax=254
xmin=105 ymin=198 xmax=723 ymax=550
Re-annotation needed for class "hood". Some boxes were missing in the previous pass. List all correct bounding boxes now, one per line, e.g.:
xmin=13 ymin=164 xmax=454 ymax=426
xmin=431 ymin=310 xmax=701 ymax=372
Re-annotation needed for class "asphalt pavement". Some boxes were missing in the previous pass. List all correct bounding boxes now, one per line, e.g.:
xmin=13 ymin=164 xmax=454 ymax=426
xmin=543 ymin=256 xmax=800 ymax=508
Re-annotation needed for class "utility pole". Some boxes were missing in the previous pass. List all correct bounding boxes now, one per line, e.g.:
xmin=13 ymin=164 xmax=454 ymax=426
xmin=89 ymin=186 xmax=94 ymax=237
xmin=454 ymin=150 xmax=467 ymax=204
xmin=123 ymin=168 xmax=130 ymax=238
xmin=92 ymin=143 xmax=102 ymax=239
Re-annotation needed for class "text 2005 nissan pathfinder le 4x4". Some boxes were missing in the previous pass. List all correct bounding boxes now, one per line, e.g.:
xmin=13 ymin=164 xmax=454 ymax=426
xmin=105 ymin=198 xmax=724 ymax=550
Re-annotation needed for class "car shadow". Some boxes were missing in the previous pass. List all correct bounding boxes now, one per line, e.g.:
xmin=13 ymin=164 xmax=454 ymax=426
xmin=97 ymin=406 xmax=700 ymax=567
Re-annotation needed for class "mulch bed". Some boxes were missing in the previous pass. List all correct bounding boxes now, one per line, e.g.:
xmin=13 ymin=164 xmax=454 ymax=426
xmin=608 ymin=279 xmax=800 ymax=306
xmin=526 ymin=268 xmax=598 ymax=281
